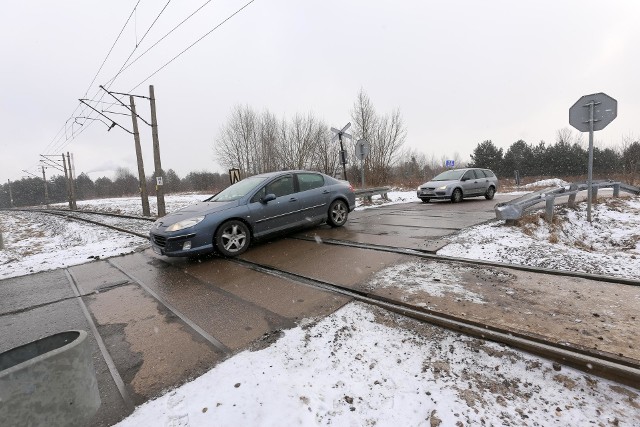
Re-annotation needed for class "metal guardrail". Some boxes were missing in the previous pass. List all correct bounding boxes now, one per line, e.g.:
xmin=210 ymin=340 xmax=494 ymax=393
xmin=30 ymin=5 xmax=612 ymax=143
xmin=495 ymin=180 xmax=640 ymax=222
xmin=354 ymin=187 xmax=390 ymax=201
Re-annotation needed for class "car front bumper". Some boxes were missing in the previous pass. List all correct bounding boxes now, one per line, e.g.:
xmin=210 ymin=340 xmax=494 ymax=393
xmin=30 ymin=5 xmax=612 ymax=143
xmin=149 ymin=232 xmax=214 ymax=257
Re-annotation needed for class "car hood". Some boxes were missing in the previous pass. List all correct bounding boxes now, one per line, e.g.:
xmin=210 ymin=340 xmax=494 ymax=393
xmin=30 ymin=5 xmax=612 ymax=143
xmin=154 ymin=200 xmax=237 ymax=227
xmin=419 ymin=179 xmax=459 ymax=188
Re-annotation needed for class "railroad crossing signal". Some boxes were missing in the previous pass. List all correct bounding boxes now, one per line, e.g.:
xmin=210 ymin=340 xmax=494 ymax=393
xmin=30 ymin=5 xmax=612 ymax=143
xmin=331 ymin=122 xmax=353 ymax=180
xmin=229 ymin=168 xmax=241 ymax=184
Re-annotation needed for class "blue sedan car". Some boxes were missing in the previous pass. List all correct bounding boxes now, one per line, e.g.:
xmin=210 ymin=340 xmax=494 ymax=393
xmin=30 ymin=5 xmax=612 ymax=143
xmin=149 ymin=170 xmax=356 ymax=257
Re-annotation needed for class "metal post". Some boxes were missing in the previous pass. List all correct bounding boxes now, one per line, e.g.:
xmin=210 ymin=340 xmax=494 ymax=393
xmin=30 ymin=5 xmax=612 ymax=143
xmin=339 ymin=134 xmax=348 ymax=181
xmin=587 ymin=102 xmax=595 ymax=223
xmin=545 ymin=198 xmax=554 ymax=223
xmin=613 ymin=183 xmax=620 ymax=197
xmin=149 ymin=85 xmax=166 ymax=217
xmin=567 ymin=184 xmax=578 ymax=208
xmin=130 ymin=96 xmax=151 ymax=216
xmin=0 ymin=231 xmax=3 ymax=250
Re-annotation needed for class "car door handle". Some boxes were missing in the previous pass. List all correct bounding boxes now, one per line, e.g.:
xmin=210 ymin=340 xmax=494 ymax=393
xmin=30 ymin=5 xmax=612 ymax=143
xmin=322 ymin=190 xmax=330 ymax=194
xmin=289 ymin=197 xmax=297 ymax=202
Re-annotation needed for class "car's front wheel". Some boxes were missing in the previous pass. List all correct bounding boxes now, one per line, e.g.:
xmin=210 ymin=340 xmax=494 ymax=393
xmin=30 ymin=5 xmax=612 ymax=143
xmin=451 ymin=188 xmax=463 ymax=203
xmin=328 ymin=199 xmax=348 ymax=227
xmin=485 ymin=186 xmax=496 ymax=200
xmin=215 ymin=220 xmax=250 ymax=257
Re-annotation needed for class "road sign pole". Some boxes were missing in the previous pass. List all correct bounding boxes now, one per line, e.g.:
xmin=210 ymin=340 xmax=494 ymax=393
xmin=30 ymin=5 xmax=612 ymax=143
xmin=587 ymin=101 xmax=595 ymax=223
xmin=361 ymin=157 xmax=365 ymax=188
xmin=339 ymin=134 xmax=348 ymax=181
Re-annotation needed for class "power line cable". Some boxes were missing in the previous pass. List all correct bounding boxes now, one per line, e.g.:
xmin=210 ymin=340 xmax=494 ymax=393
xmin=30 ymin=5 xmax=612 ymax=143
xmin=130 ymin=0 xmax=256 ymax=92
xmin=43 ymin=1 xmax=142 ymax=155
xmin=52 ymin=0 xmax=173 ymax=151
xmin=103 ymin=0 xmax=214 ymax=87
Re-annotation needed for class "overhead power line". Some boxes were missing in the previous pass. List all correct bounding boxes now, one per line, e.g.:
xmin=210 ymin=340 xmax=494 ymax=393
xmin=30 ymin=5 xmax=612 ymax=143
xmin=131 ymin=0 xmax=257 ymax=91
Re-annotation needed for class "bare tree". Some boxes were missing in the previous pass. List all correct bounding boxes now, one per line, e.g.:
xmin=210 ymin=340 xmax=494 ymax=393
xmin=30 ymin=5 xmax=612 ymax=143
xmin=214 ymin=105 xmax=260 ymax=174
xmin=556 ymin=127 xmax=584 ymax=146
xmin=278 ymin=113 xmax=323 ymax=170
xmin=351 ymin=89 xmax=406 ymax=185
xmin=311 ymin=122 xmax=340 ymax=176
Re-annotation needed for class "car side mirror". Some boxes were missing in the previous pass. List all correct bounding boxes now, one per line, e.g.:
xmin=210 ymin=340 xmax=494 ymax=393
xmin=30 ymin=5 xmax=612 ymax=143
xmin=261 ymin=193 xmax=276 ymax=204
xmin=461 ymin=177 xmax=468 ymax=181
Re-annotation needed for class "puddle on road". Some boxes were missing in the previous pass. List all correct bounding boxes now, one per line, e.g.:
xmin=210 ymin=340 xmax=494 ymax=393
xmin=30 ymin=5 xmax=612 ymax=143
xmin=86 ymin=285 xmax=219 ymax=400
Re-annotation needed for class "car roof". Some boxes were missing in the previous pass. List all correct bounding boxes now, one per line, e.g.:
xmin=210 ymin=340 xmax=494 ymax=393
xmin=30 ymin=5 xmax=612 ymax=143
xmin=251 ymin=170 xmax=326 ymax=179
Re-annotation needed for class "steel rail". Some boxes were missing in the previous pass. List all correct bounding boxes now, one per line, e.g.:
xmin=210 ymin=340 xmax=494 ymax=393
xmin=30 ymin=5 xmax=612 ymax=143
xmin=230 ymin=257 xmax=640 ymax=389
xmin=291 ymin=235 xmax=640 ymax=288
xmin=5 ymin=208 xmax=150 ymax=239
xmin=2 ymin=207 xmax=154 ymax=222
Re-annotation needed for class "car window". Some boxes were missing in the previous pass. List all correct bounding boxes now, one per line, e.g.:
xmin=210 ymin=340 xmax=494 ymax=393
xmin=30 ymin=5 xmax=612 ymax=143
xmin=297 ymin=173 xmax=324 ymax=192
xmin=251 ymin=175 xmax=295 ymax=203
xmin=462 ymin=170 xmax=475 ymax=180
xmin=209 ymin=177 xmax=266 ymax=202
xmin=472 ymin=169 xmax=484 ymax=179
xmin=432 ymin=169 xmax=465 ymax=181
xmin=482 ymin=169 xmax=495 ymax=178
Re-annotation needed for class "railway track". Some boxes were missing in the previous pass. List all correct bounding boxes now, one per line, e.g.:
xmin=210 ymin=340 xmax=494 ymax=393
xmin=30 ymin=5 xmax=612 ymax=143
xmin=6 ymin=207 xmax=640 ymax=389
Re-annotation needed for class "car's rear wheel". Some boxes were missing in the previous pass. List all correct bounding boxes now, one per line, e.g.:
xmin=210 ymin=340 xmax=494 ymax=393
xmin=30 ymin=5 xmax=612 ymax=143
xmin=215 ymin=220 xmax=250 ymax=257
xmin=328 ymin=199 xmax=348 ymax=227
xmin=451 ymin=188 xmax=463 ymax=203
xmin=420 ymin=197 xmax=430 ymax=203
xmin=485 ymin=186 xmax=496 ymax=200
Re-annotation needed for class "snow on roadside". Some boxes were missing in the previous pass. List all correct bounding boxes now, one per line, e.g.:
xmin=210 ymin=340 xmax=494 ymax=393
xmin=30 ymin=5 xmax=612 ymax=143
xmin=521 ymin=178 xmax=569 ymax=188
xmin=116 ymin=302 xmax=638 ymax=427
xmin=0 ymin=211 xmax=148 ymax=279
xmin=438 ymin=197 xmax=640 ymax=280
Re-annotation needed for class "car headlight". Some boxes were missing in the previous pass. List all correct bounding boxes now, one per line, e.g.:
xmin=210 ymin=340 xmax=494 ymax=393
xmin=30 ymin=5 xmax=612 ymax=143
xmin=166 ymin=216 xmax=205 ymax=232
xmin=417 ymin=186 xmax=422 ymax=191
xmin=437 ymin=185 xmax=448 ymax=190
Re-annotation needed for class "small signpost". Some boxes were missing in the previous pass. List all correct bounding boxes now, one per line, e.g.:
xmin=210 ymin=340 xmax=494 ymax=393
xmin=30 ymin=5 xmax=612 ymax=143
xmin=355 ymin=139 xmax=370 ymax=187
xmin=445 ymin=160 xmax=455 ymax=168
xmin=569 ymin=92 xmax=618 ymax=223
xmin=229 ymin=168 xmax=241 ymax=184
xmin=331 ymin=123 xmax=353 ymax=180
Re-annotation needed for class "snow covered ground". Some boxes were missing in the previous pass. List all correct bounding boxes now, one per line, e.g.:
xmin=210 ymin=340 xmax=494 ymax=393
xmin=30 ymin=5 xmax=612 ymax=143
xmin=1 ymin=185 xmax=639 ymax=426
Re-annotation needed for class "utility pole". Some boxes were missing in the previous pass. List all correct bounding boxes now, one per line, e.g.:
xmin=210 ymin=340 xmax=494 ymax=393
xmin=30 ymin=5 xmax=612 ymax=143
xmin=129 ymin=95 xmax=151 ymax=216
xmin=7 ymin=180 xmax=14 ymax=207
xmin=62 ymin=154 xmax=73 ymax=209
xmin=149 ymin=85 xmax=166 ymax=217
xmin=67 ymin=152 xmax=77 ymax=210
xmin=41 ymin=166 xmax=49 ymax=206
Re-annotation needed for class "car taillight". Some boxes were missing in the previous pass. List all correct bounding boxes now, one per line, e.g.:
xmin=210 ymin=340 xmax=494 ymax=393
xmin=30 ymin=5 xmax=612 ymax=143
xmin=349 ymin=184 xmax=354 ymax=192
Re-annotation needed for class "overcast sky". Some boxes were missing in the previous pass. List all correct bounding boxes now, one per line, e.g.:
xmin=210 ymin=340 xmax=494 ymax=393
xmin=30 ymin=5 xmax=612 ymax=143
xmin=2 ymin=0 xmax=639 ymax=183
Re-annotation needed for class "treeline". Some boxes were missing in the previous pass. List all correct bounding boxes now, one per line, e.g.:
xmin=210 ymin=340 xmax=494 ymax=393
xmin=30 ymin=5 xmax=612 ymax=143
xmin=469 ymin=129 xmax=640 ymax=182
xmin=0 ymin=168 xmax=229 ymax=208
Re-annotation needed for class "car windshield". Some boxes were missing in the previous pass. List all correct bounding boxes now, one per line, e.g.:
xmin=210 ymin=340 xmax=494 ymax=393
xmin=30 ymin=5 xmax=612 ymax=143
xmin=209 ymin=177 xmax=266 ymax=202
xmin=431 ymin=169 xmax=466 ymax=181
